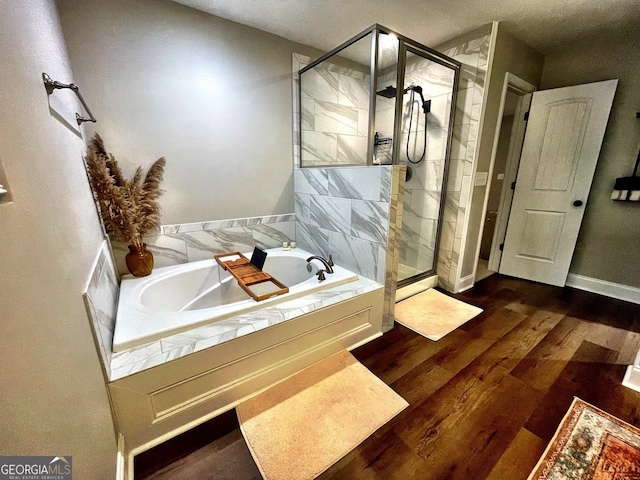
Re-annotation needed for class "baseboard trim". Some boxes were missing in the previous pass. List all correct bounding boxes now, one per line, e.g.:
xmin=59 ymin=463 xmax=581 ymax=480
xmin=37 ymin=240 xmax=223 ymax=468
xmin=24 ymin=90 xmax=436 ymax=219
xmin=116 ymin=434 xmax=128 ymax=480
xmin=457 ymin=274 xmax=475 ymax=293
xmin=566 ymin=273 xmax=640 ymax=305
xmin=622 ymin=365 xmax=640 ymax=393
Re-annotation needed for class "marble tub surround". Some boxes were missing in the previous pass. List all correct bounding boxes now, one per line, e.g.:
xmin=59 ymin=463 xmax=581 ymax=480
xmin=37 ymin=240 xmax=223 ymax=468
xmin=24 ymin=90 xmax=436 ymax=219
xmin=108 ymin=275 xmax=382 ymax=381
xmin=84 ymin=226 xmax=384 ymax=382
xmin=294 ymin=165 xmax=404 ymax=331
xmin=110 ymin=214 xmax=295 ymax=276
xmin=83 ymin=240 xmax=120 ymax=381
xmin=295 ymin=167 xmax=391 ymax=282
xmin=113 ymin=248 xmax=360 ymax=351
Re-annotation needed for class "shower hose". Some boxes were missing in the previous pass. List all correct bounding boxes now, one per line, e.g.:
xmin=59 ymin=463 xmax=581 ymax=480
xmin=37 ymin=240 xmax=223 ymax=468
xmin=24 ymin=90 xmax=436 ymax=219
xmin=406 ymin=88 xmax=427 ymax=164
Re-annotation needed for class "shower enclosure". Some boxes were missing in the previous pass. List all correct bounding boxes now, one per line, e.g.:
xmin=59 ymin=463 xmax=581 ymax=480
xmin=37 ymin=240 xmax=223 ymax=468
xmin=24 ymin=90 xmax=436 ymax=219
xmin=298 ymin=24 xmax=460 ymax=286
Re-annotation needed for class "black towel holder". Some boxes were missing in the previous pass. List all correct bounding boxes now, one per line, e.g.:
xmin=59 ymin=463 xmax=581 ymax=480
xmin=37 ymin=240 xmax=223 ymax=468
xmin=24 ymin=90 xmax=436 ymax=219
xmin=611 ymin=112 xmax=640 ymax=201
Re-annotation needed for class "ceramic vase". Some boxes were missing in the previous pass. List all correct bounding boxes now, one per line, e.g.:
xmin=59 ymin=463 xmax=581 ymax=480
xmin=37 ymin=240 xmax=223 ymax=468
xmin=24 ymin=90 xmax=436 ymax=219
xmin=125 ymin=243 xmax=154 ymax=277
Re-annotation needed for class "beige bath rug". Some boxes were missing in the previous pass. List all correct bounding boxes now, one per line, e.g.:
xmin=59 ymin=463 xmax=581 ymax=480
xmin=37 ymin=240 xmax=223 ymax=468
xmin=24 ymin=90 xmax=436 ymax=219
xmin=395 ymin=288 xmax=482 ymax=341
xmin=236 ymin=350 xmax=408 ymax=480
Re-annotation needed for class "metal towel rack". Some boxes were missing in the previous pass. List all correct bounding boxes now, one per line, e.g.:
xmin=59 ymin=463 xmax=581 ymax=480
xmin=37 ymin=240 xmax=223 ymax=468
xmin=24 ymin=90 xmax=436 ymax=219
xmin=42 ymin=72 xmax=96 ymax=126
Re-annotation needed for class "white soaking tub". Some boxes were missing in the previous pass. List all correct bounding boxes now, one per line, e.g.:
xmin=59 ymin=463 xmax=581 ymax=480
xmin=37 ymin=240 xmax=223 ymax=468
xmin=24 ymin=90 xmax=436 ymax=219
xmin=112 ymin=248 xmax=358 ymax=352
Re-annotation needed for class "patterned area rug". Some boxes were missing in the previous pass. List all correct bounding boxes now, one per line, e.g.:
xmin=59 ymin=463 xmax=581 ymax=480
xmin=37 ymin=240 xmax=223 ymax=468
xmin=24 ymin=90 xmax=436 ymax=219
xmin=394 ymin=288 xmax=483 ymax=341
xmin=528 ymin=397 xmax=640 ymax=479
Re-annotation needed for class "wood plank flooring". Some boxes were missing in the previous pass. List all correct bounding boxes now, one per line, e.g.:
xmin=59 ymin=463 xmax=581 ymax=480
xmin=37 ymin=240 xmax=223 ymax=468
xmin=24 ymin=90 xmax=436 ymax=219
xmin=136 ymin=275 xmax=640 ymax=479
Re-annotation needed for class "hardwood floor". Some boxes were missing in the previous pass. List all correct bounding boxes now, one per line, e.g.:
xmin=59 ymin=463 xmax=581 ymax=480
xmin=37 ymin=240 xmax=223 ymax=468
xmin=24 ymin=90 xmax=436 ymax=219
xmin=136 ymin=275 xmax=640 ymax=479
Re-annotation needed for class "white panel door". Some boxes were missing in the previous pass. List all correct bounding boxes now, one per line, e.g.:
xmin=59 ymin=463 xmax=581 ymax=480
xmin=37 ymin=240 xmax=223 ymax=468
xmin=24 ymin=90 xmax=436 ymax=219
xmin=499 ymin=79 xmax=617 ymax=286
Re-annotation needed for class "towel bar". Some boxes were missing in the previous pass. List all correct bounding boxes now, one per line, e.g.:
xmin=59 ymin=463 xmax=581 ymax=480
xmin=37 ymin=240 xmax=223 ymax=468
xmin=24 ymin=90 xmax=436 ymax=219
xmin=42 ymin=72 xmax=96 ymax=126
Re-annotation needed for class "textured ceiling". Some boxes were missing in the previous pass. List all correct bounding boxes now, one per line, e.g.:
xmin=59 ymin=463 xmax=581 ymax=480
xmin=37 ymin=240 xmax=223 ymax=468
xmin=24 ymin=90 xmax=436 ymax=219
xmin=172 ymin=0 xmax=640 ymax=55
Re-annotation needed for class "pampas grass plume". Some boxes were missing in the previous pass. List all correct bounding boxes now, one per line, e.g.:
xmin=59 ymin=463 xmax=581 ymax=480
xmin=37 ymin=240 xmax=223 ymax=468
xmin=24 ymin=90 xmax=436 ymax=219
xmin=84 ymin=133 xmax=165 ymax=247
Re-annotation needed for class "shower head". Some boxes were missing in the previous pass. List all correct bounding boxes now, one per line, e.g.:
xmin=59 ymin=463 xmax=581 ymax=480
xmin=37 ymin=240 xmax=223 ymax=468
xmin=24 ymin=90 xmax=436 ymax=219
xmin=376 ymin=86 xmax=397 ymax=98
xmin=378 ymin=84 xmax=431 ymax=114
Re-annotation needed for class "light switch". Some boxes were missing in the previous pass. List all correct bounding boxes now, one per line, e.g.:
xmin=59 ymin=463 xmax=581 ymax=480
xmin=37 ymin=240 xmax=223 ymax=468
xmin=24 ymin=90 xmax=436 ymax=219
xmin=475 ymin=172 xmax=488 ymax=186
xmin=497 ymin=173 xmax=505 ymax=180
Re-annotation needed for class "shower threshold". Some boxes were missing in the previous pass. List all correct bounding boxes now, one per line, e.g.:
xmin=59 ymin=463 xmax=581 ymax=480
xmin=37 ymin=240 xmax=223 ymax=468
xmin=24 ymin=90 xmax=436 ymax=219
xmin=396 ymin=275 xmax=438 ymax=303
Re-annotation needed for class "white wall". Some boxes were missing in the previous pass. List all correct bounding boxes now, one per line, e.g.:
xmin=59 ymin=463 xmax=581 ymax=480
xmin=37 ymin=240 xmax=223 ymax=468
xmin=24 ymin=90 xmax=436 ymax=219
xmin=57 ymin=0 xmax=321 ymax=225
xmin=0 ymin=1 xmax=116 ymax=478
xmin=540 ymin=27 xmax=640 ymax=288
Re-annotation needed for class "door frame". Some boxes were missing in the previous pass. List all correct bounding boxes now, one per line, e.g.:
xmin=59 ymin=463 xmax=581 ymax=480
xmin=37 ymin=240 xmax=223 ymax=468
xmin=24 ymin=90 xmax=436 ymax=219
xmin=473 ymin=73 xmax=536 ymax=281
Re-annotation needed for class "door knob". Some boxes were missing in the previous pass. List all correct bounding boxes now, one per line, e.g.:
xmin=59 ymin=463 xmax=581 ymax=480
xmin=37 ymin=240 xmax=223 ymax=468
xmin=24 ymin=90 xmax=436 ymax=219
xmin=573 ymin=200 xmax=584 ymax=207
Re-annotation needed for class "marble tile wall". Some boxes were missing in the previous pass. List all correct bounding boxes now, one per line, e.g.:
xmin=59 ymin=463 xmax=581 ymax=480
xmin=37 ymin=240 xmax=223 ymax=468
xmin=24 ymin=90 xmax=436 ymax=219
xmin=110 ymin=214 xmax=296 ymax=276
xmin=299 ymin=57 xmax=370 ymax=166
xmin=83 ymin=240 xmax=119 ymax=379
xmin=382 ymin=166 xmax=405 ymax=329
xmin=294 ymin=54 xmax=404 ymax=331
xmin=294 ymin=165 xmax=403 ymax=331
xmin=436 ymin=32 xmax=491 ymax=292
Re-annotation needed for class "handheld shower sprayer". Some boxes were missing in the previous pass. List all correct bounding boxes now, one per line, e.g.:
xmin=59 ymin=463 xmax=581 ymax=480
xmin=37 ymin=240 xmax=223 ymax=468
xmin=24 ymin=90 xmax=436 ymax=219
xmin=404 ymin=84 xmax=430 ymax=164
xmin=374 ymin=83 xmax=432 ymax=166
xmin=404 ymin=84 xmax=431 ymax=115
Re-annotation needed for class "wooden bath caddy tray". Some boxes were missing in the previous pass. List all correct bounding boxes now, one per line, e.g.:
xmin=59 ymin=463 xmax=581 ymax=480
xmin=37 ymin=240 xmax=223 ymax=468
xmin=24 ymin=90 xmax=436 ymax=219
xmin=214 ymin=252 xmax=289 ymax=302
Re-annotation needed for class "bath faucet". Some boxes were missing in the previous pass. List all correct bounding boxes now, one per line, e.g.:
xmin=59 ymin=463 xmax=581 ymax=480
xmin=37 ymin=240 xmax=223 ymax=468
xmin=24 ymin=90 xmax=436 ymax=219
xmin=306 ymin=255 xmax=334 ymax=274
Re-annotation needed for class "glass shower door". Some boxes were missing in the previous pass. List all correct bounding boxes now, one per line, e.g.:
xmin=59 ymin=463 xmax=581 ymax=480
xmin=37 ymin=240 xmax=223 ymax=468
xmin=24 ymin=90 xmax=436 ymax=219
xmin=396 ymin=46 xmax=458 ymax=285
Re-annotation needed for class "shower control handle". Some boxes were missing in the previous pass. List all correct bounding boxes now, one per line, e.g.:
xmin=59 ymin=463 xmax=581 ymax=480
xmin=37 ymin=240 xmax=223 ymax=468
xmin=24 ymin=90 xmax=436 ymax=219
xmin=573 ymin=200 xmax=584 ymax=207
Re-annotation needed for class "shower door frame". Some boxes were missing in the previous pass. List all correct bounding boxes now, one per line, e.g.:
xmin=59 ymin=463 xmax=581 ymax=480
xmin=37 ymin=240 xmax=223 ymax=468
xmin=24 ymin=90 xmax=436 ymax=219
xmin=393 ymin=40 xmax=461 ymax=288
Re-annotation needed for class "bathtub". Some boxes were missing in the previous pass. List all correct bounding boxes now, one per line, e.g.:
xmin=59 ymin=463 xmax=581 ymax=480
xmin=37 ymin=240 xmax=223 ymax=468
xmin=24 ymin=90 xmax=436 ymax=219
xmin=112 ymin=248 xmax=359 ymax=352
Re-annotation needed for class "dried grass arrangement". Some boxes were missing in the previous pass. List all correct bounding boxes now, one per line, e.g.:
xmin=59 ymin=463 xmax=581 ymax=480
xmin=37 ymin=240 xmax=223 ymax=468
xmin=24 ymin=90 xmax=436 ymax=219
xmin=84 ymin=133 xmax=166 ymax=249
